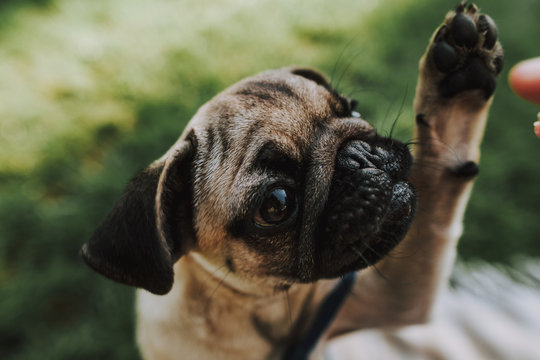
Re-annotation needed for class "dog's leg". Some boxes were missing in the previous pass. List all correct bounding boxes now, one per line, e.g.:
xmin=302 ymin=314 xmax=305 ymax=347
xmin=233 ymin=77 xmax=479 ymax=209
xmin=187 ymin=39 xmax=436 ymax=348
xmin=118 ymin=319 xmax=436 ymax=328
xmin=326 ymin=3 xmax=503 ymax=336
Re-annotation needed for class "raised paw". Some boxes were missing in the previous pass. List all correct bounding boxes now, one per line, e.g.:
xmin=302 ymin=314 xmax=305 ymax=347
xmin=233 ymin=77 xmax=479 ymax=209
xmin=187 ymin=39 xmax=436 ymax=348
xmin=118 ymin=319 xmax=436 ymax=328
xmin=428 ymin=2 xmax=504 ymax=99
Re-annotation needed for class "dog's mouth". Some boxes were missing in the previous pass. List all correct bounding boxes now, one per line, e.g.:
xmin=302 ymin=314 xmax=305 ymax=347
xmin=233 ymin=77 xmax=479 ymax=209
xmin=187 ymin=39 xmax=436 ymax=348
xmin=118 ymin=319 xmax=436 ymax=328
xmin=314 ymin=137 xmax=416 ymax=278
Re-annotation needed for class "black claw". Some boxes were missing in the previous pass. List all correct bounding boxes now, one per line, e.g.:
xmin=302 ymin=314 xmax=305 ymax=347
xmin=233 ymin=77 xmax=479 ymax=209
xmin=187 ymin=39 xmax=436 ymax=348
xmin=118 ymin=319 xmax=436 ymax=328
xmin=467 ymin=3 xmax=478 ymax=14
xmin=451 ymin=13 xmax=478 ymax=48
xmin=478 ymin=15 xmax=498 ymax=49
xmin=456 ymin=1 xmax=467 ymax=13
xmin=434 ymin=25 xmax=447 ymax=43
xmin=433 ymin=41 xmax=459 ymax=72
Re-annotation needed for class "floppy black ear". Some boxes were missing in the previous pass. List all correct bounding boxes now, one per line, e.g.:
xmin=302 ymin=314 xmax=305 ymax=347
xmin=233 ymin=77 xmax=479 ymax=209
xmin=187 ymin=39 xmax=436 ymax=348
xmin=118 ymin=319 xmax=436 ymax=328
xmin=81 ymin=139 xmax=195 ymax=295
xmin=289 ymin=67 xmax=332 ymax=91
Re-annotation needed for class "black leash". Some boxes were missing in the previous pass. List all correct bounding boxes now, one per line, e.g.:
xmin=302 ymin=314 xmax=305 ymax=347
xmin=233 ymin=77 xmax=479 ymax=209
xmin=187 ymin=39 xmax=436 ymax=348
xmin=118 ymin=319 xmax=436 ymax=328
xmin=283 ymin=272 xmax=357 ymax=360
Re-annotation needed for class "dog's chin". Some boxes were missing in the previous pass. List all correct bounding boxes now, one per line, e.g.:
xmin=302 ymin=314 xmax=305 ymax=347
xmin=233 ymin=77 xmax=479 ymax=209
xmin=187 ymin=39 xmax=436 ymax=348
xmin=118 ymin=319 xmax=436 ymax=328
xmin=313 ymin=138 xmax=416 ymax=279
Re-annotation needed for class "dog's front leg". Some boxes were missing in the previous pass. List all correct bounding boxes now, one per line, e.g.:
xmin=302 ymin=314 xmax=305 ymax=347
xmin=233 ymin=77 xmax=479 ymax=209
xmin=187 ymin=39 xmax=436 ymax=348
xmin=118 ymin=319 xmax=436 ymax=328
xmin=326 ymin=3 xmax=503 ymax=336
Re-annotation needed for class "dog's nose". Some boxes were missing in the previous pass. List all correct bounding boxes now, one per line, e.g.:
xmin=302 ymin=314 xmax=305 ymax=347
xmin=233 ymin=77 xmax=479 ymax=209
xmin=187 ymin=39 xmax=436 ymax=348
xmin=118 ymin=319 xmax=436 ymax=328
xmin=336 ymin=139 xmax=412 ymax=181
xmin=314 ymin=137 xmax=416 ymax=278
xmin=322 ymin=167 xmax=394 ymax=244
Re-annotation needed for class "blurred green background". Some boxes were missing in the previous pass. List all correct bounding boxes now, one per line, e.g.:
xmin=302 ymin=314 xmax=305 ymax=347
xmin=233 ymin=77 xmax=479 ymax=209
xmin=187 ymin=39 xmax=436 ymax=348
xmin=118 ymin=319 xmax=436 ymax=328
xmin=1 ymin=0 xmax=538 ymax=358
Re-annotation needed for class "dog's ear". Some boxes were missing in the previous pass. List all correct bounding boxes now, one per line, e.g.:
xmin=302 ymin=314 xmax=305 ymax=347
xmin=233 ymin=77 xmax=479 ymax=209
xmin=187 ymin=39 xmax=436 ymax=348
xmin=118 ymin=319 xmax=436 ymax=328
xmin=81 ymin=138 xmax=195 ymax=295
xmin=289 ymin=67 xmax=332 ymax=91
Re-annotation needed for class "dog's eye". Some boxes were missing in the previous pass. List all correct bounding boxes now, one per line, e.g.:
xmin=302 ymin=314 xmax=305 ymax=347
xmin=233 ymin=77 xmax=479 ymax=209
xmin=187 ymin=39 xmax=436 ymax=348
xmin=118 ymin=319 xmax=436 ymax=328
xmin=254 ymin=187 xmax=296 ymax=227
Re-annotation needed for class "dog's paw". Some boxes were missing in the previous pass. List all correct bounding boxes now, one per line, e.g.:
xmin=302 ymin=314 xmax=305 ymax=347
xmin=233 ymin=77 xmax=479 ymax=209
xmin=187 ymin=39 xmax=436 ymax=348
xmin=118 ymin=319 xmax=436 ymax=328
xmin=426 ymin=2 xmax=504 ymax=99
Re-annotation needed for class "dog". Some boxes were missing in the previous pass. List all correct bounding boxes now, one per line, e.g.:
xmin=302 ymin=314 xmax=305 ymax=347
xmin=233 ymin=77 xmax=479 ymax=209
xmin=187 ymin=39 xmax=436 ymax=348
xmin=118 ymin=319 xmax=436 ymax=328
xmin=81 ymin=3 xmax=512 ymax=359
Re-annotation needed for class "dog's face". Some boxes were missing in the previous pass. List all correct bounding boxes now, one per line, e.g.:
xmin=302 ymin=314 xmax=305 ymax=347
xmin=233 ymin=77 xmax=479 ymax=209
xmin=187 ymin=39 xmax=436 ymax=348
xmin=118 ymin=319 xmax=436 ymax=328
xmin=81 ymin=68 xmax=416 ymax=294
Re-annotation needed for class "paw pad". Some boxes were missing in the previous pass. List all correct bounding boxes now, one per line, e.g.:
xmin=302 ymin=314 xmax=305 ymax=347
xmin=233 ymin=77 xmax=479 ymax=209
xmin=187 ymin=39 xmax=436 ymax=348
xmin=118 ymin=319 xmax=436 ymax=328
xmin=451 ymin=13 xmax=478 ymax=48
xmin=430 ymin=2 xmax=504 ymax=99
xmin=478 ymin=15 xmax=498 ymax=50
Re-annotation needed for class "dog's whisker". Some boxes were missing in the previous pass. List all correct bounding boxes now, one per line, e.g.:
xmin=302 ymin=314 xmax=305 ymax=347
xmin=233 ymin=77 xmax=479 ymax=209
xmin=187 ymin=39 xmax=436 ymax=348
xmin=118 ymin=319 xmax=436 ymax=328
xmin=357 ymin=239 xmax=387 ymax=260
xmin=334 ymin=49 xmax=365 ymax=94
xmin=407 ymin=135 xmax=470 ymax=165
xmin=344 ymin=86 xmax=367 ymax=100
xmin=388 ymin=84 xmax=410 ymax=139
xmin=359 ymin=234 xmax=411 ymax=261
xmin=350 ymin=246 xmax=390 ymax=282
xmin=379 ymin=99 xmax=397 ymax=136
xmin=196 ymin=264 xmax=228 ymax=299
xmin=208 ymin=270 xmax=232 ymax=301
xmin=208 ymin=264 xmax=228 ymax=280
xmin=329 ymin=30 xmax=364 ymax=91
xmin=412 ymin=159 xmax=447 ymax=172
xmin=284 ymin=289 xmax=293 ymax=326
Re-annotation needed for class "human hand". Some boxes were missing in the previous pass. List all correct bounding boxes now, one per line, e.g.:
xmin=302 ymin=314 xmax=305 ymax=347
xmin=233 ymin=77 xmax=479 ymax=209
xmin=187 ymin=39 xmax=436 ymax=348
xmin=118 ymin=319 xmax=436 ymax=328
xmin=509 ymin=57 xmax=540 ymax=139
xmin=534 ymin=113 xmax=540 ymax=139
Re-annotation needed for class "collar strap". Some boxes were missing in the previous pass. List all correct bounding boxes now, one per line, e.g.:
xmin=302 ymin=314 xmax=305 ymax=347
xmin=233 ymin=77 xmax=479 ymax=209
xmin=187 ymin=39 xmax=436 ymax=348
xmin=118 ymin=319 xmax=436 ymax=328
xmin=283 ymin=271 xmax=357 ymax=360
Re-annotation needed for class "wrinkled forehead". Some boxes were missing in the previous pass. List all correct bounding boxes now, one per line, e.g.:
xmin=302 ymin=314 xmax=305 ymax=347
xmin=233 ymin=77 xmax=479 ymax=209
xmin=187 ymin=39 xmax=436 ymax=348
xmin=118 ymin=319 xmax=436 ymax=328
xmin=196 ymin=69 xmax=350 ymax=159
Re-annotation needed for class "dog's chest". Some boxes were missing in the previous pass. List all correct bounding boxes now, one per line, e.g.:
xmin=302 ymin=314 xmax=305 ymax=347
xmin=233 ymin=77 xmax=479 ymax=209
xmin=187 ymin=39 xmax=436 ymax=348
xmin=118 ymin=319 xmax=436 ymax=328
xmin=135 ymin=282 xmax=318 ymax=359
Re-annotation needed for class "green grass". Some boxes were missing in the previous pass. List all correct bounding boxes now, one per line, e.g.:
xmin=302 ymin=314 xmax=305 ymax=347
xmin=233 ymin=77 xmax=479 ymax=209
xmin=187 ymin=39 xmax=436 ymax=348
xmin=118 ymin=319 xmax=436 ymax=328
xmin=1 ymin=0 xmax=539 ymax=358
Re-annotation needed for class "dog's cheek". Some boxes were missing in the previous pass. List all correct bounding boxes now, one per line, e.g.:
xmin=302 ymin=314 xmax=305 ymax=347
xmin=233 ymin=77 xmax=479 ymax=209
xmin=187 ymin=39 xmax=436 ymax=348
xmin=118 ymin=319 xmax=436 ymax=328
xmin=224 ymin=241 xmax=266 ymax=275
xmin=193 ymin=234 xmax=263 ymax=279
xmin=210 ymin=233 xmax=298 ymax=281
xmin=194 ymin=221 xmax=229 ymax=258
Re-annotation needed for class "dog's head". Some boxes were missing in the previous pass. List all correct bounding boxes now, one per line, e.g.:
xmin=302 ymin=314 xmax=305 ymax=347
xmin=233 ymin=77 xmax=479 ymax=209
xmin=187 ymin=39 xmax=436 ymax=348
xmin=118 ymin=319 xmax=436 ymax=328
xmin=81 ymin=68 xmax=416 ymax=295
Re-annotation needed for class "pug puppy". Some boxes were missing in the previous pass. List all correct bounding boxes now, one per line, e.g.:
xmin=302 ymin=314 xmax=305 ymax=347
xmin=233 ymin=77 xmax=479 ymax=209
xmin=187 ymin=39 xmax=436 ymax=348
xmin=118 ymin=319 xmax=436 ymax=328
xmin=81 ymin=3 xmax=503 ymax=359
